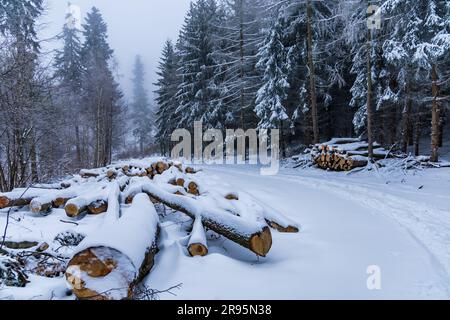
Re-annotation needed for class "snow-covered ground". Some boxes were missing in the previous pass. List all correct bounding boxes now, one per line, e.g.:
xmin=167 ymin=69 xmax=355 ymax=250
xmin=146 ymin=164 xmax=450 ymax=300
xmin=1 ymin=162 xmax=450 ymax=300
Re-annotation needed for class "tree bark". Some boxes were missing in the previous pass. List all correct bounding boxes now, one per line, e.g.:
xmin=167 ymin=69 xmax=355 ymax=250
xmin=414 ymin=114 xmax=422 ymax=157
xmin=431 ymin=64 xmax=440 ymax=162
xmin=306 ymin=0 xmax=319 ymax=144
xmin=366 ymin=29 xmax=374 ymax=159
xmin=401 ymin=82 xmax=412 ymax=153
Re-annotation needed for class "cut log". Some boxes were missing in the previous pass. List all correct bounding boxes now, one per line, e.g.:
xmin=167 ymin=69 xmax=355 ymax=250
xmin=2 ymin=241 xmax=39 ymax=250
xmin=80 ymin=169 xmax=101 ymax=178
xmin=65 ymin=188 xmax=109 ymax=218
xmin=266 ymin=221 xmax=299 ymax=233
xmin=184 ymin=166 xmax=197 ymax=174
xmin=138 ymin=182 xmax=272 ymax=257
xmin=176 ymin=178 xmax=185 ymax=187
xmin=186 ymin=180 xmax=200 ymax=196
xmin=155 ymin=161 xmax=169 ymax=175
xmin=224 ymin=192 xmax=239 ymax=201
xmin=65 ymin=194 xmax=160 ymax=300
xmin=87 ymin=200 xmax=108 ymax=215
xmin=0 ymin=188 xmax=49 ymax=209
xmin=106 ymin=169 xmax=117 ymax=180
xmin=30 ymin=189 xmax=80 ymax=214
xmin=188 ymin=218 xmax=208 ymax=257
xmin=30 ymin=201 xmax=52 ymax=214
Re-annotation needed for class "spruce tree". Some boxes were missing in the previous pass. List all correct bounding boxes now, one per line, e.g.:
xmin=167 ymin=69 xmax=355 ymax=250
xmin=155 ymin=40 xmax=180 ymax=155
xmin=81 ymin=7 xmax=120 ymax=167
xmin=254 ymin=11 xmax=289 ymax=130
xmin=54 ymin=8 xmax=84 ymax=166
xmin=176 ymin=0 xmax=224 ymax=130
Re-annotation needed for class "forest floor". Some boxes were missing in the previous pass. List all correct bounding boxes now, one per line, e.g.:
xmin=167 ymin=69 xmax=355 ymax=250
xmin=1 ymin=161 xmax=450 ymax=300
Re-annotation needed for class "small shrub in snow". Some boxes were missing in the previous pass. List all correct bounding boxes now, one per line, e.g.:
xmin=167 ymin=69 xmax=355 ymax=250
xmin=0 ymin=255 xmax=28 ymax=287
xmin=54 ymin=231 xmax=85 ymax=248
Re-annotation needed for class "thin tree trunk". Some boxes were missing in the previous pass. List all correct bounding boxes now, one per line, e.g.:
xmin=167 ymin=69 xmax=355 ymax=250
xmin=366 ymin=29 xmax=374 ymax=159
xmin=430 ymin=64 xmax=440 ymax=162
xmin=75 ymin=125 xmax=82 ymax=166
xmin=239 ymin=0 xmax=245 ymax=130
xmin=30 ymin=135 xmax=38 ymax=183
xmin=306 ymin=0 xmax=319 ymax=144
xmin=414 ymin=114 xmax=422 ymax=157
xmin=401 ymin=82 xmax=412 ymax=153
xmin=438 ymin=107 xmax=445 ymax=148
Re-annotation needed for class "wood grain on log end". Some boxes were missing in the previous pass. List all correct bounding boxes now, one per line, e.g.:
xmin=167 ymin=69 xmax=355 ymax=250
xmin=188 ymin=243 xmax=208 ymax=257
xmin=66 ymin=248 xmax=122 ymax=300
xmin=249 ymin=227 xmax=272 ymax=257
xmin=65 ymin=204 xmax=83 ymax=217
xmin=176 ymin=178 xmax=185 ymax=187
xmin=0 ymin=196 xmax=10 ymax=209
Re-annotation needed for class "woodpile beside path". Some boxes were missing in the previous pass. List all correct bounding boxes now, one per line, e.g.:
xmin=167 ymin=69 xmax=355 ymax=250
xmin=0 ymin=158 xmax=299 ymax=300
xmin=312 ymin=138 xmax=392 ymax=171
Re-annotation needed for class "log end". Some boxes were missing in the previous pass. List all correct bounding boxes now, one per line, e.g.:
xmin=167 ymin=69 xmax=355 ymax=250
xmin=66 ymin=247 xmax=131 ymax=300
xmin=30 ymin=201 xmax=51 ymax=214
xmin=0 ymin=196 xmax=10 ymax=209
xmin=176 ymin=178 xmax=185 ymax=187
xmin=267 ymin=220 xmax=299 ymax=233
xmin=249 ymin=227 xmax=272 ymax=257
xmin=188 ymin=243 xmax=208 ymax=257
xmin=52 ymin=197 xmax=69 ymax=208
xmin=65 ymin=204 xmax=81 ymax=217
xmin=88 ymin=200 xmax=108 ymax=215
xmin=225 ymin=193 xmax=239 ymax=201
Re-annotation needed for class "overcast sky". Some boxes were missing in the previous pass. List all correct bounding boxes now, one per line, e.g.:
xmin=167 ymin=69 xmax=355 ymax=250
xmin=41 ymin=0 xmax=192 ymax=104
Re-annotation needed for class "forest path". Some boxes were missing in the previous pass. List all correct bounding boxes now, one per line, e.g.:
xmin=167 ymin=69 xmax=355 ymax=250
xmin=146 ymin=165 xmax=450 ymax=299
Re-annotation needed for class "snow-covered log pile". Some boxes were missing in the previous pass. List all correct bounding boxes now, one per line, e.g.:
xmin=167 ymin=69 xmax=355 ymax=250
xmin=312 ymin=138 xmax=393 ymax=171
xmin=0 ymin=158 xmax=299 ymax=300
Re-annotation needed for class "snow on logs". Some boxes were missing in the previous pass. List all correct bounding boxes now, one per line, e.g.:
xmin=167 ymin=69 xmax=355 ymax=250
xmin=64 ymin=187 xmax=110 ymax=217
xmin=30 ymin=189 xmax=81 ymax=214
xmin=0 ymin=188 xmax=49 ymax=210
xmin=131 ymin=182 xmax=272 ymax=257
xmin=65 ymin=193 xmax=160 ymax=300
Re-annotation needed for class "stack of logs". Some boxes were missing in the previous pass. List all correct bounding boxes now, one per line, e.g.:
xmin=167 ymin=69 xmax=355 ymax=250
xmin=312 ymin=138 xmax=391 ymax=171
xmin=0 ymin=159 xmax=299 ymax=300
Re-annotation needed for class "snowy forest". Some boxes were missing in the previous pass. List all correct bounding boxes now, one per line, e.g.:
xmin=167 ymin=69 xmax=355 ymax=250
xmin=1 ymin=0 xmax=450 ymax=302
xmin=0 ymin=0 xmax=449 ymax=191
xmin=155 ymin=0 xmax=449 ymax=161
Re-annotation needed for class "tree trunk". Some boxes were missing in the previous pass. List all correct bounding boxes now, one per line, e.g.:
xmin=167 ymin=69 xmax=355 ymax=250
xmin=438 ymin=107 xmax=445 ymax=148
xmin=401 ymin=82 xmax=412 ymax=153
xmin=239 ymin=0 xmax=245 ymax=130
xmin=430 ymin=64 xmax=440 ymax=162
xmin=414 ymin=114 xmax=422 ymax=157
xmin=306 ymin=0 xmax=319 ymax=144
xmin=75 ymin=125 xmax=82 ymax=166
xmin=366 ymin=29 xmax=374 ymax=159
xmin=30 ymin=136 xmax=39 ymax=184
